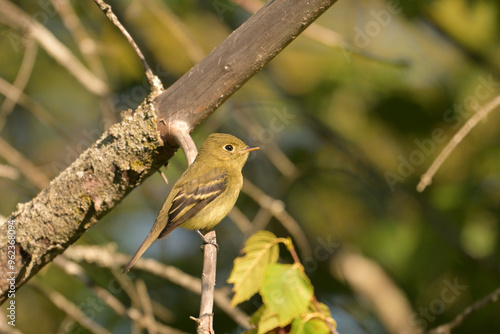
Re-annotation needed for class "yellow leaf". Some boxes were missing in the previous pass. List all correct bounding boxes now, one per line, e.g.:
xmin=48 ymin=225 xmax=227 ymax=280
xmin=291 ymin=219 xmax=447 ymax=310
xmin=228 ymin=231 xmax=279 ymax=306
xmin=261 ymin=263 xmax=313 ymax=325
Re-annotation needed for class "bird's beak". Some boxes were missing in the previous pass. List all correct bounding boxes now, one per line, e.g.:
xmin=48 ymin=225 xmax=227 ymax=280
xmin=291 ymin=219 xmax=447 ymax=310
xmin=241 ymin=146 xmax=260 ymax=153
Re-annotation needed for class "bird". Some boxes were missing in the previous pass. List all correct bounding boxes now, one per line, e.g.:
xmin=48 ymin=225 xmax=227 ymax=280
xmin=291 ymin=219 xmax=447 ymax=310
xmin=123 ymin=133 xmax=259 ymax=273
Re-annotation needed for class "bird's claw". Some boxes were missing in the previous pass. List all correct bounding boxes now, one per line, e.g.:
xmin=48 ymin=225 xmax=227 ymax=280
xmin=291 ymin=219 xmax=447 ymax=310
xmin=197 ymin=230 xmax=219 ymax=253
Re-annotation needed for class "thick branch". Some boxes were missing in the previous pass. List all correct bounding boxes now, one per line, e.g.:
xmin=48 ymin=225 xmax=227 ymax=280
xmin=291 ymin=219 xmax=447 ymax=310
xmin=0 ymin=100 xmax=172 ymax=303
xmin=155 ymin=0 xmax=337 ymax=143
xmin=0 ymin=0 xmax=336 ymax=303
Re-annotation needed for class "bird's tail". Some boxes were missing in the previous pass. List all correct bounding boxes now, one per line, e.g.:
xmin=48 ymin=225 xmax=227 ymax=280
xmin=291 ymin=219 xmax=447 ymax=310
xmin=123 ymin=225 xmax=164 ymax=273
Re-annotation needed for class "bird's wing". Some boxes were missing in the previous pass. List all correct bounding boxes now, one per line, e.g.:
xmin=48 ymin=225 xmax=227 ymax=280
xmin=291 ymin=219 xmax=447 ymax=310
xmin=123 ymin=168 xmax=228 ymax=273
xmin=158 ymin=168 xmax=227 ymax=238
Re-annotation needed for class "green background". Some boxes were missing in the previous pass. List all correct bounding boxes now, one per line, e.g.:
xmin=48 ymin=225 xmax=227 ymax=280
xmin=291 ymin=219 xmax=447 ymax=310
xmin=1 ymin=0 xmax=499 ymax=333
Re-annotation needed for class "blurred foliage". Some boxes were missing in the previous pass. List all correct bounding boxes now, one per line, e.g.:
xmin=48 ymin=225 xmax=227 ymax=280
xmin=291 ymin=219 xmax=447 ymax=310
xmin=1 ymin=0 xmax=500 ymax=333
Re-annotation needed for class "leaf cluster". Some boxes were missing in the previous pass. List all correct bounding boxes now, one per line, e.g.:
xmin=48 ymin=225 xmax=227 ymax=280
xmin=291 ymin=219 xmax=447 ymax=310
xmin=228 ymin=231 xmax=336 ymax=334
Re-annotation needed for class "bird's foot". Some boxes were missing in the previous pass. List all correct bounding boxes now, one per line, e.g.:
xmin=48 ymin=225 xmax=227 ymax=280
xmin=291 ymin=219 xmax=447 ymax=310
xmin=197 ymin=230 xmax=219 ymax=253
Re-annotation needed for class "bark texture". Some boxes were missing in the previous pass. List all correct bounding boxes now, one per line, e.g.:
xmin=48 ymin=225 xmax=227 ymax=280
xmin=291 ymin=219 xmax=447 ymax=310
xmin=155 ymin=0 xmax=337 ymax=143
xmin=0 ymin=98 xmax=174 ymax=302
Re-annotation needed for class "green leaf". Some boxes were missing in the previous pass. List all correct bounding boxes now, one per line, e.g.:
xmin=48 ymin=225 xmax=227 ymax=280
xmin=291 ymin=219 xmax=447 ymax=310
xmin=309 ymin=301 xmax=334 ymax=320
xmin=291 ymin=301 xmax=336 ymax=333
xmin=228 ymin=231 xmax=280 ymax=306
xmin=261 ymin=263 xmax=314 ymax=326
xmin=291 ymin=317 xmax=331 ymax=334
xmin=249 ymin=304 xmax=266 ymax=326
xmin=249 ymin=305 xmax=281 ymax=334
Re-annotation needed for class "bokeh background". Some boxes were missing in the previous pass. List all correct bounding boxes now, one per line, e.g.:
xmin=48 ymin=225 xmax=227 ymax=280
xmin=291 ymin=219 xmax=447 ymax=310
xmin=1 ymin=0 xmax=499 ymax=333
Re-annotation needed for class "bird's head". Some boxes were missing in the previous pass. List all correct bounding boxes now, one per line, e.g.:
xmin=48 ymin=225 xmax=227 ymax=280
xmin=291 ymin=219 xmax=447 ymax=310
xmin=198 ymin=133 xmax=259 ymax=167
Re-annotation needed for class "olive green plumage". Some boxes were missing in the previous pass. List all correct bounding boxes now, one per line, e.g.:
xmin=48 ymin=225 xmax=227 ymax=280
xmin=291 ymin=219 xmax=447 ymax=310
xmin=123 ymin=133 xmax=259 ymax=273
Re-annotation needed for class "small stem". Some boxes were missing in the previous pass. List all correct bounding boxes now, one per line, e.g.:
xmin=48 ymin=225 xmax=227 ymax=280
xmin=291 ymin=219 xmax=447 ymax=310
xmin=427 ymin=287 xmax=500 ymax=334
xmin=197 ymin=230 xmax=217 ymax=334
xmin=311 ymin=294 xmax=337 ymax=334
xmin=159 ymin=168 xmax=169 ymax=184
xmin=93 ymin=0 xmax=163 ymax=93
xmin=285 ymin=240 xmax=302 ymax=265
xmin=166 ymin=120 xmax=198 ymax=166
xmin=417 ymin=93 xmax=500 ymax=192
xmin=283 ymin=239 xmax=337 ymax=334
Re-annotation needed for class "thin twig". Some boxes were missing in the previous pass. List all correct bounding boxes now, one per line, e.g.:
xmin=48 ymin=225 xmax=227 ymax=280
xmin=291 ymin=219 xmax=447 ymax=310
xmin=0 ymin=309 xmax=25 ymax=334
xmin=54 ymin=257 xmax=170 ymax=331
xmin=51 ymin=0 xmax=107 ymax=80
xmin=418 ymin=94 xmax=500 ymax=192
xmin=311 ymin=294 xmax=338 ymax=334
xmin=54 ymin=255 xmax=195 ymax=334
xmin=0 ymin=37 xmax=37 ymax=132
xmin=51 ymin=0 xmax=118 ymax=124
xmin=242 ymin=180 xmax=312 ymax=258
xmin=0 ymin=76 xmax=72 ymax=142
xmin=234 ymin=108 xmax=299 ymax=179
xmin=159 ymin=168 xmax=169 ymax=184
xmin=427 ymin=287 xmax=500 ymax=334
xmin=136 ymin=278 xmax=158 ymax=334
xmin=332 ymin=248 xmax=419 ymax=334
xmin=286 ymin=239 xmax=337 ymax=334
xmin=252 ymin=207 xmax=274 ymax=231
xmin=0 ymin=164 xmax=19 ymax=181
xmin=30 ymin=281 xmax=111 ymax=334
xmin=54 ymin=258 xmax=134 ymax=321
xmin=142 ymin=0 xmax=205 ymax=64
xmin=63 ymin=244 xmax=251 ymax=329
xmin=196 ymin=230 xmax=217 ymax=334
xmin=0 ymin=137 xmax=50 ymax=190
xmin=228 ymin=207 xmax=254 ymax=235
xmin=235 ymin=0 xmax=408 ymax=67
xmin=93 ymin=0 xmax=163 ymax=93
xmin=111 ymin=270 xmax=143 ymax=313
xmin=0 ymin=0 xmax=337 ymax=302
xmin=0 ymin=0 xmax=109 ymax=96
xmin=111 ymin=270 xmax=179 ymax=331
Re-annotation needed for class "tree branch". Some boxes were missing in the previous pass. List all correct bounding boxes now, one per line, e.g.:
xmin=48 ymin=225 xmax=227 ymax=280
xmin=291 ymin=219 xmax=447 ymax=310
xmin=242 ymin=180 xmax=312 ymax=258
xmin=30 ymin=281 xmax=111 ymax=334
xmin=62 ymin=244 xmax=250 ymax=329
xmin=417 ymin=93 xmax=500 ymax=192
xmin=0 ymin=76 xmax=71 ymax=142
xmin=0 ymin=136 xmax=51 ymax=190
xmin=0 ymin=37 xmax=37 ymax=132
xmin=332 ymin=248 xmax=419 ymax=334
xmin=93 ymin=0 xmax=163 ymax=93
xmin=193 ymin=230 xmax=217 ymax=334
xmin=0 ymin=0 xmax=336 ymax=303
xmin=427 ymin=287 xmax=500 ymax=334
xmin=154 ymin=0 xmax=337 ymax=144
xmin=0 ymin=0 xmax=109 ymax=96
xmin=0 ymin=100 xmax=168 ymax=303
xmin=53 ymin=257 xmax=165 ymax=330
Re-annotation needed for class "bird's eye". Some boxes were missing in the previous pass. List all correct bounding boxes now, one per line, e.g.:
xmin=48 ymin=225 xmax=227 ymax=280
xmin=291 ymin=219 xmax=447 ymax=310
xmin=223 ymin=144 xmax=234 ymax=152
